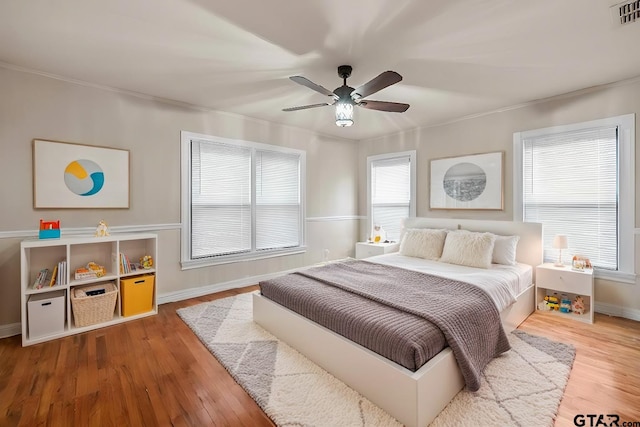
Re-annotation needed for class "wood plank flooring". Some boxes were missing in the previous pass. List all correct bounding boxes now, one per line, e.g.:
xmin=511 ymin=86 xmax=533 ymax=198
xmin=1 ymin=286 xmax=639 ymax=427
xmin=518 ymin=310 xmax=640 ymax=427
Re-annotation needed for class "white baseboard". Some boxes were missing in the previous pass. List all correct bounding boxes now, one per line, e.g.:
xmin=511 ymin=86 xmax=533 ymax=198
xmin=594 ymin=302 xmax=640 ymax=322
xmin=157 ymin=266 xmax=304 ymax=305
xmin=0 ymin=322 xmax=21 ymax=339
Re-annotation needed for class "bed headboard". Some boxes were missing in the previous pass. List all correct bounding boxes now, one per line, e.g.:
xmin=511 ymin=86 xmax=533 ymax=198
xmin=401 ymin=218 xmax=543 ymax=269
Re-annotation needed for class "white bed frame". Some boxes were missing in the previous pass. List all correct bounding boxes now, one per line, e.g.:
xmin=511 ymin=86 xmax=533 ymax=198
xmin=253 ymin=219 xmax=542 ymax=427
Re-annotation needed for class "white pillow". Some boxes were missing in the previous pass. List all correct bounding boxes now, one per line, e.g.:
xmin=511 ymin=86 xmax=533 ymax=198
xmin=399 ymin=228 xmax=448 ymax=260
xmin=439 ymin=230 xmax=496 ymax=269
xmin=492 ymin=234 xmax=520 ymax=265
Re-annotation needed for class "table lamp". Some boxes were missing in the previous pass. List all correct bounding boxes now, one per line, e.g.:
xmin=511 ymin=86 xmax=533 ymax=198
xmin=552 ymin=234 xmax=568 ymax=267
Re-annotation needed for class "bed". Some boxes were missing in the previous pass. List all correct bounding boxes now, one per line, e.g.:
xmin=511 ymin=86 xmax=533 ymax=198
xmin=253 ymin=218 xmax=542 ymax=427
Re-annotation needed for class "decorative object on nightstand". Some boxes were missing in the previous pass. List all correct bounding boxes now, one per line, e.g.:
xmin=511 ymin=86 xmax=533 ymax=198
xmin=572 ymin=255 xmax=592 ymax=271
xmin=371 ymin=224 xmax=387 ymax=243
xmin=552 ymin=234 xmax=568 ymax=267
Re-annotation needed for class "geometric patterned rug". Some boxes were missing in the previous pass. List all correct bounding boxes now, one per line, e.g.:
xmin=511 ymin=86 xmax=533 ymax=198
xmin=177 ymin=293 xmax=575 ymax=427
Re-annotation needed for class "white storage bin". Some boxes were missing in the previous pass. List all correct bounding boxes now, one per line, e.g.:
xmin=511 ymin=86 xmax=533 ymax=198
xmin=28 ymin=290 xmax=66 ymax=339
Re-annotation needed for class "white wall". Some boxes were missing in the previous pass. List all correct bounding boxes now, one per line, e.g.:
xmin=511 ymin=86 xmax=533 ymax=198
xmin=358 ymin=78 xmax=640 ymax=319
xmin=2 ymin=64 xmax=638 ymax=334
xmin=0 ymin=67 xmax=360 ymax=330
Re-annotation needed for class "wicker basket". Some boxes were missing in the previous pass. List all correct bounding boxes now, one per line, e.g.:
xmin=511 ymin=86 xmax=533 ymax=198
xmin=71 ymin=282 xmax=118 ymax=327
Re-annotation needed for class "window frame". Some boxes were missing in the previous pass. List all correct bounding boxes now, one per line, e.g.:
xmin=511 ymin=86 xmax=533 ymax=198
xmin=181 ymin=131 xmax=306 ymax=269
xmin=513 ymin=114 xmax=635 ymax=283
xmin=366 ymin=150 xmax=417 ymax=242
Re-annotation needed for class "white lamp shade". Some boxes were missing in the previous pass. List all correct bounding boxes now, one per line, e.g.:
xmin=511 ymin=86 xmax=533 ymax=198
xmin=335 ymin=102 xmax=354 ymax=127
xmin=552 ymin=234 xmax=568 ymax=250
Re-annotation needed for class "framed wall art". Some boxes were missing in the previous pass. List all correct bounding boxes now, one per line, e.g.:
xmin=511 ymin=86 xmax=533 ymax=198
xmin=33 ymin=139 xmax=130 ymax=209
xmin=430 ymin=151 xmax=503 ymax=210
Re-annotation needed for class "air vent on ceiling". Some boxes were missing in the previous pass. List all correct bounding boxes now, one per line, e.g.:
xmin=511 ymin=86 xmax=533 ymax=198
xmin=611 ymin=0 xmax=640 ymax=25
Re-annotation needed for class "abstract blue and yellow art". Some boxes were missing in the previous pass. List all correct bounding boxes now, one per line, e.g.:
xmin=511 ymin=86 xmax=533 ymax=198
xmin=64 ymin=159 xmax=105 ymax=196
xmin=33 ymin=139 xmax=129 ymax=208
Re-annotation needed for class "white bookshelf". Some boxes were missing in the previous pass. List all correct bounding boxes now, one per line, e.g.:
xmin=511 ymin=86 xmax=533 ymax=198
xmin=20 ymin=233 xmax=158 ymax=346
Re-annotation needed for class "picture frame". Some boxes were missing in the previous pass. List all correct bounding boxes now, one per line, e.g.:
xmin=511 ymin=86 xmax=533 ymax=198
xmin=430 ymin=151 xmax=503 ymax=210
xmin=33 ymin=139 xmax=130 ymax=209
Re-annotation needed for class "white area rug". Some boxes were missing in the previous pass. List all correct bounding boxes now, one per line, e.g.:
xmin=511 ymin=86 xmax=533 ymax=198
xmin=177 ymin=293 xmax=575 ymax=427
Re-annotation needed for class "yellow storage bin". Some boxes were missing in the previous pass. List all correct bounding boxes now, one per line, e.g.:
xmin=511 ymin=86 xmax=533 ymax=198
xmin=121 ymin=274 xmax=155 ymax=317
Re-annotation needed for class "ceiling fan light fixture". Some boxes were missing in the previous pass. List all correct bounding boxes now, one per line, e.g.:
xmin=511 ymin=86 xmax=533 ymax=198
xmin=335 ymin=101 xmax=354 ymax=127
xmin=284 ymin=65 xmax=408 ymax=127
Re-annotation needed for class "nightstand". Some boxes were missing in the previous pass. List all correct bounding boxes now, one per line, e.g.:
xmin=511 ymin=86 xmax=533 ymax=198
xmin=355 ymin=242 xmax=399 ymax=259
xmin=535 ymin=263 xmax=594 ymax=324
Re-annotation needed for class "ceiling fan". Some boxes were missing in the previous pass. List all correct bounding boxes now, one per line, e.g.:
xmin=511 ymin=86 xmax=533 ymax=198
xmin=283 ymin=65 xmax=410 ymax=127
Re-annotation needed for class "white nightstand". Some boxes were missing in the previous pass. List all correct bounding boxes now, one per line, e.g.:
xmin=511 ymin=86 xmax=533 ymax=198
xmin=355 ymin=242 xmax=399 ymax=259
xmin=535 ymin=263 xmax=594 ymax=324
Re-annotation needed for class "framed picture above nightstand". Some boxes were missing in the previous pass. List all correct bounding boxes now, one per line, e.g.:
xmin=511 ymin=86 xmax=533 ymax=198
xmin=355 ymin=242 xmax=399 ymax=259
xmin=535 ymin=263 xmax=594 ymax=324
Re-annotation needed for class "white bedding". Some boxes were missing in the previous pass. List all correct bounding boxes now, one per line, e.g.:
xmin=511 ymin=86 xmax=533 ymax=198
xmin=365 ymin=253 xmax=533 ymax=312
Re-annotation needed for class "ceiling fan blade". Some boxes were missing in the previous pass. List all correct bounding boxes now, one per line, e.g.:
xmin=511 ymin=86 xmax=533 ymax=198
xmin=282 ymin=102 xmax=332 ymax=112
xmin=351 ymin=71 xmax=402 ymax=100
xmin=358 ymin=100 xmax=410 ymax=113
xmin=290 ymin=76 xmax=337 ymax=98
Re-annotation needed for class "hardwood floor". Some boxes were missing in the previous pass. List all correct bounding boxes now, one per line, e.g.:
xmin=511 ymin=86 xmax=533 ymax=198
xmin=0 ymin=286 xmax=274 ymax=427
xmin=1 ymin=286 xmax=639 ymax=427
xmin=518 ymin=311 xmax=640 ymax=427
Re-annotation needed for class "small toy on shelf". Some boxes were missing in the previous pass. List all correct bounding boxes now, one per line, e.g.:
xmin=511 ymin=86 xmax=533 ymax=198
xmin=538 ymin=300 xmax=550 ymax=311
xmin=95 ymin=220 xmax=110 ymax=237
xmin=572 ymin=295 xmax=586 ymax=315
xmin=544 ymin=294 xmax=560 ymax=311
xmin=75 ymin=262 xmax=107 ymax=280
xmin=39 ymin=219 xmax=61 ymax=239
xmin=560 ymin=295 xmax=572 ymax=313
xmin=140 ymin=255 xmax=154 ymax=269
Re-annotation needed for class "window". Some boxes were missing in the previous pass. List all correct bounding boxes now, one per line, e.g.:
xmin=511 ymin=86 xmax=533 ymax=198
xmin=513 ymin=114 xmax=635 ymax=283
xmin=181 ymin=131 xmax=305 ymax=268
xmin=367 ymin=151 xmax=416 ymax=242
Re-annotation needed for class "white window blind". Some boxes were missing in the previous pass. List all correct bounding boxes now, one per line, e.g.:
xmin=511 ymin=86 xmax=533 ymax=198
xmin=187 ymin=136 xmax=304 ymax=263
xmin=522 ymin=126 xmax=618 ymax=270
xmin=255 ymin=150 xmax=301 ymax=250
xmin=370 ymin=154 xmax=413 ymax=241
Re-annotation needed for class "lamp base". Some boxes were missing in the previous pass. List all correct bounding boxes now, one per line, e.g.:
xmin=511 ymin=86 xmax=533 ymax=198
xmin=554 ymin=262 xmax=566 ymax=268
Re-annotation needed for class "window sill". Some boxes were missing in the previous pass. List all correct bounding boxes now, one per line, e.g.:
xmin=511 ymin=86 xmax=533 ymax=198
xmin=181 ymin=247 xmax=307 ymax=270
xmin=594 ymin=269 xmax=636 ymax=285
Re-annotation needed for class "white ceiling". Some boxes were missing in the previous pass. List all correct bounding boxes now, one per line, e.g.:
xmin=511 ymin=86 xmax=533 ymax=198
xmin=1 ymin=0 xmax=639 ymax=140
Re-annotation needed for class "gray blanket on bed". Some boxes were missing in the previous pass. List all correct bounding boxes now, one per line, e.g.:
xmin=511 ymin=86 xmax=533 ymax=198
xmin=294 ymin=259 xmax=511 ymax=391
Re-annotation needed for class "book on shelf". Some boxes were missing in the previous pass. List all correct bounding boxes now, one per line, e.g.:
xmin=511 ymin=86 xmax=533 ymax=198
xmin=32 ymin=260 xmax=68 ymax=290
xmin=120 ymin=252 xmax=136 ymax=274
xmin=39 ymin=269 xmax=54 ymax=289
xmin=49 ymin=264 xmax=58 ymax=287
xmin=55 ymin=260 xmax=67 ymax=286
xmin=32 ymin=268 xmax=49 ymax=289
